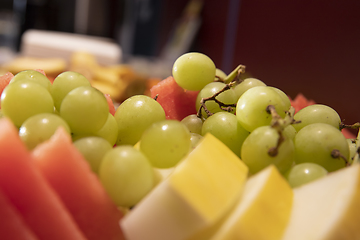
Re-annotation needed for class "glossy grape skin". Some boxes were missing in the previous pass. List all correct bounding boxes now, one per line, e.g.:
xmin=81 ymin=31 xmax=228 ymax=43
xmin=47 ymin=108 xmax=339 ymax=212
xmin=285 ymin=163 xmax=328 ymax=188
xmin=60 ymin=86 xmax=109 ymax=134
xmin=283 ymin=124 xmax=297 ymax=140
xmin=19 ymin=113 xmax=71 ymax=150
xmin=51 ymin=71 xmax=91 ymax=111
xmin=114 ymin=95 xmax=166 ymax=146
xmin=347 ymin=139 xmax=357 ymax=163
xmin=99 ymin=146 xmax=155 ymax=207
xmin=11 ymin=70 xmax=52 ymax=93
xmin=1 ymin=80 xmax=55 ymax=127
xmin=181 ymin=114 xmax=203 ymax=134
xmin=241 ymin=125 xmax=295 ymax=175
xmin=233 ymin=78 xmax=266 ymax=99
xmin=201 ymin=112 xmax=250 ymax=158
xmin=268 ymin=87 xmax=292 ymax=111
xmin=189 ymin=133 xmax=203 ymax=150
xmin=236 ymin=86 xmax=289 ymax=132
xmin=140 ymin=120 xmax=191 ymax=169
xmin=73 ymin=136 xmax=113 ymax=174
xmin=293 ymin=104 xmax=341 ymax=132
xmin=172 ymin=52 xmax=216 ymax=91
xmin=294 ymin=123 xmax=349 ymax=172
xmin=196 ymin=82 xmax=237 ymax=118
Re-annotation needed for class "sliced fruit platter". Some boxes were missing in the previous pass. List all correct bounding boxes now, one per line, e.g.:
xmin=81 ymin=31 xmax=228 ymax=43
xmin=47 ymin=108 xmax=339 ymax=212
xmin=0 ymin=52 xmax=359 ymax=240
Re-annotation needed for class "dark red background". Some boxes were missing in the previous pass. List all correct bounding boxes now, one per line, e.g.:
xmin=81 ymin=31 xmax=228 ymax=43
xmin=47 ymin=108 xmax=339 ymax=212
xmin=158 ymin=0 xmax=360 ymax=131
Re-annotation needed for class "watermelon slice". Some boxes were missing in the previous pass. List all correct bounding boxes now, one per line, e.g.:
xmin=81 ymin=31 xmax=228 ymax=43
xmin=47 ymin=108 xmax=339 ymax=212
xmin=105 ymin=93 xmax=116 ymax=116
xmin=32 ymin=127 xmax=125 ymax=240
xmin=150 ymin=76 xmax=199 ymax=121
xmin=0 ymin=189 xmax=39 ymax=240
xmin=0 ymin=118 xmax=87 ymax=240
xmin=0 ymin=72 xmax=14 ymax=102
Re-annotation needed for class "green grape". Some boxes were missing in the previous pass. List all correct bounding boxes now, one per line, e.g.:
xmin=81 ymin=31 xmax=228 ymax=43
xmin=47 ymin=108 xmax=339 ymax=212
xmin=196 ymin=82 xmax=237 ymax=118
xmin=268 ymin=86 xmax=291 ymax=111
xmin=233 ymin=78 xmax=266 ymax=99
xmin=11 ymin=70 xmax=52 ymax=93
xmin=241 ymin=125 xmax=295 ymax=175
xmin=294 ymin=123 xmax=349 ymax=172
xmin=201 ymin=112 xmax=250 ymax=158
xmin=215 ymin=68 xmax=227 ymax=81
xmin=283 ymin=124 xmax=297 ymax=140
xmin=285 ymin=163 xmax=328 ymax=188
xmin=51 ymin=71 xmax=91 ymax=111
xmin=99 ymin=146 xmax=155 ymax=208
xmin=140 ymin=120 xmax=191 ymax=168
xmin=293 ymin=104 xmax=341 ymax=132
xmin=60 ymin=86 xmax=109 ymax=134
xmin=190 ymin=132 xmax=203 ymax=149
xmin=73 ymin=136 xmax=113 ymax=174
xmin=236 ymin=86 xmax=289 ymax=132
xmin=72 ymin=113 xmax=118 ymax=146
xmin=1 ymin=80 xmax=55 ymax=127
xmin=19 ymin=113 xmax=71 ymax=150
xmin=172 ymin=52 xmax=216 ymax=91
xmin=347 ymin=139 xmax=357 ymax=164
xmin=181 ymin=114 xmax=203 ymax=134
xmin=114 ymin=95 xmax=165 ymax=146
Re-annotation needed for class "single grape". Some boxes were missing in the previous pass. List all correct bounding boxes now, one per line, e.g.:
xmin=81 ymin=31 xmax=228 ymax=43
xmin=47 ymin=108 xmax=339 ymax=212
xmin=236 ymin=86 xmax=290 ymax=132
xmin=114 ymin=95 xmax=165 ymax=146
xmin=233 ymin=78 xmax=266 ymax=99
xmin=241 ymin=125 xmax=295 ymax=175
xmin=51 ymin=71 xmax=91 ymax=111
xmin=283 ymin=124 xmax=297 ymax=140
xmin=73 ymin=136 xmax=113 ymax=174
xmin=285 ymin=163 xmax=328 ymax=188
xmin=99 ymin=146 xmax=155 ymax=207
xmin=293 ymin=104 xmax=341 ymax=132
xmin=172 ymin=52 xmax=216 ymax=91
xmin=268 ymin=87 xmax=292 ymax=111
xmin=11 ymin=70 xmax=52 ymax=93
xmin=1 ymin=80 xmax=55 ymax=127
xmin=60 ymin=86 xmax=109 ymax=134
xmin=19 ymin=113 xmax=71 ymax=150
xmin=201 ymin=112 xmax=250 ymax=158
xmin=347 ymin=139 xmax=357 ymax=164
xmin=140 ymin=120 xmax=191 ymax=168
xmin=181 ymin=114 xmax=203 ymax=134
xmin=189 ymin=132 xmax=203 ymax=149
xmin=294 ymin=123 xmax=349 ymax=172
xmin=196 ymin=82 xmax=237 ymax=118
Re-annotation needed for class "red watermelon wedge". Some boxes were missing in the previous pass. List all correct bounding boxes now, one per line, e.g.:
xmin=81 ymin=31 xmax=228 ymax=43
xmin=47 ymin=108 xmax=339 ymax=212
xmin=150 ymin=76 xmax=199 ymax=121
xmin=32 ymin=127 xmax=125 ymax=240
xmin=0 ymin=118 xmax=87 ymax=240
xmin=0 ymin=189 xmax=39 ymax=240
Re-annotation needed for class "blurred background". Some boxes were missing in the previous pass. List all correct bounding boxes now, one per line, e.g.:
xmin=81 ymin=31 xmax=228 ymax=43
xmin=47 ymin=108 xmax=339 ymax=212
xmin=0 ymin=0 xmax=359 ymax=129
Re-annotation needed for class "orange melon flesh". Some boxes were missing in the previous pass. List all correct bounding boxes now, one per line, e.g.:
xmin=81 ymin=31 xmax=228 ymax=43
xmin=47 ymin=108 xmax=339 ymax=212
xmin=0 ymin=118 xmax=87 ymax=240
xmin=0 ymin=189 xmax=39 ymax=240
xmin=32 ymin=127 xmax=125 ymax=240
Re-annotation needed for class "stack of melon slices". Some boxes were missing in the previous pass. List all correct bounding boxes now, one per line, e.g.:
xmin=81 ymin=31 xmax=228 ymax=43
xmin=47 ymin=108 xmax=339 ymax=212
xmin=121 ymin=132 xmax=360 ymax=240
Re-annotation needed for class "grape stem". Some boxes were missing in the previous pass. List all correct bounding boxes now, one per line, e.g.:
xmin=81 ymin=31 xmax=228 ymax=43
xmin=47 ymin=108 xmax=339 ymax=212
xmin=339 ymin=122 xmax=360 ymax=130
xmin=197 ymin=65 xmax=246 ymax=119
xmin=331 ymin=149 xmax=350 ymax=167
xmin=266 ymin=105 xmax=298 ymax=157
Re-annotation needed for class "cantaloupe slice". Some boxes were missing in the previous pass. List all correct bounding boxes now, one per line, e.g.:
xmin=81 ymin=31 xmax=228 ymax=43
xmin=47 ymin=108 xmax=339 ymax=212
xmin=0 ymin=189 xmax=38 ymax=240
xmin=32 ymin=127 xmax=125 ymax=240
xmin=281 ymin=164 xmax=360 ymax=240
xmin=121 ymin=133 xmax=248 ymax=240
xmin=210 ymin=165 xmax=293 ymax=240
xmin=0 ymin=118 xmax=87 ymax=240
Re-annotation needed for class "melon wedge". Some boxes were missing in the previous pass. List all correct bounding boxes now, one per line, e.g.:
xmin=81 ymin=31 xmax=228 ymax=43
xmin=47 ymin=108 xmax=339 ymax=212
xmin=32 ymin=127 xmax=125 ymax=240
xmin=0 ymin=118 xmax=87 ymax=240
xmin=281 ymin=164 xmax=360 ymax=240
xmin=210 ymin=165 xmax=293 ymax=240
xmin=0 ymin=189 xmax=38 ymax=240
xmin=121 ymin=133 xmax=248 ymax=240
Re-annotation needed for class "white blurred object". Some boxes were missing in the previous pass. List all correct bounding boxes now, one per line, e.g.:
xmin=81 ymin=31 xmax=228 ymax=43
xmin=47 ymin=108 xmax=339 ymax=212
xmin=20 ymin=29 xmax=122 ymax=65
